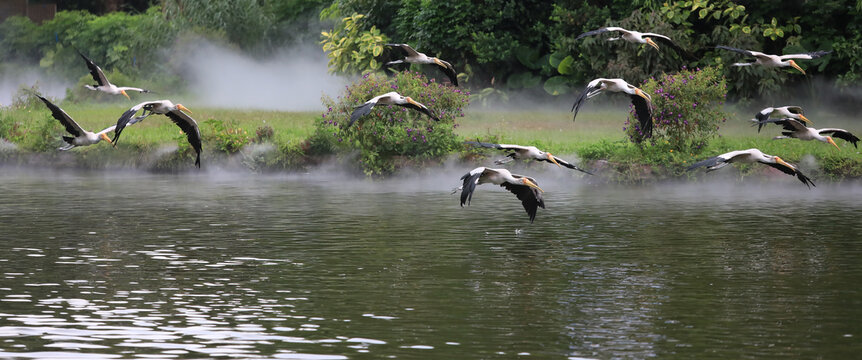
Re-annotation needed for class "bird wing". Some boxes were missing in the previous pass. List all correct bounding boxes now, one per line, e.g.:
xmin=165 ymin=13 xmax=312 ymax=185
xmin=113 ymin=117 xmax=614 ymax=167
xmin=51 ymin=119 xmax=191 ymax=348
xmin=165 ymin=110 xmax=203 ymax=168
xmin=779 ymin=51 xmax=831 ymax=60
xmin=818 ymin=128 xmax=860 ymax=148
xmin=754 ymin=107 xmax=775 ymax=131
xmin=386 ymin=43 xmax=420 ymax=57
xmin=464 ymin=141 xmax=503 ymax=149
xmin=715 ymin=45 xmax=756 ymax=58
xmin=574 ymin=27 xmax=623 ymax=41
xmin=459 ymin=167 xmax=487 ymax=206
xmin=435 ymin=59 xmax=459 ymax=86
xmin=630 ymin=93 xmax=654 ymax=138
xmin=785 ymin=106 xmax=804 ymax=115
xmin=760 ymin=160 xmax=815 ymax=188
xmin=34 ymin=94 xmax=84 ymax=137
xmin=112 ymin=101 xmax=152 ymax=144
xmin=116 ymin=86 xmax=150 ymax=93
xmin=686 ymin=155 xmax=724 ymax=171
xmin=572 ymin=83 xmax=602 ymax=120
xmin=502 ymin=176 xmax=545 ymax=223
xmin=78 ymin=51 xmax=110 ymax=87
xmin=550 ymin=155 xmax=593 ymax=175
xmin=346 ymin=99 xmax=378 ymax=129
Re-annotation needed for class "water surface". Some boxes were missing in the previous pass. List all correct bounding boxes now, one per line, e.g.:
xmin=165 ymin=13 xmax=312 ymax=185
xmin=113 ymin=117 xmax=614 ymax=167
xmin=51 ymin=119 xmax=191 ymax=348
xmin=1 ymin=168 xmax=860 ymax=359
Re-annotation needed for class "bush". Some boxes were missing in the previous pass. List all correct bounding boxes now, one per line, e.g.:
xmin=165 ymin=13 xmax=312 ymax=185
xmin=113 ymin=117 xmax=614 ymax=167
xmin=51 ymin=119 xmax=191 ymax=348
xmin=312 ymin=71 xmax=468 ymax=175
xmin=626 ymin=66 xmax=729 ymax=152
xmin=320 ymin=13 xmax=389 ymax=75
xmin=203 ymin=118 xmax=250 ymax=153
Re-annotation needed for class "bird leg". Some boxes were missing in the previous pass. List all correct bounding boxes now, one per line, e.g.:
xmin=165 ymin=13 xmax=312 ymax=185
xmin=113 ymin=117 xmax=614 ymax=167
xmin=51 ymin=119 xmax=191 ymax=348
xmin=58 ymin=144 xmax=76 ymax=151
xmin=385 ymin=60 xmax=404 ymax=66
xmin=772 ymin=136 xmax=789 ymax=140
xmin=450 ymin=185 xmax=463 ymax=195
xmin=494 ymin=157 xmax=515 ymax=165
xmin=731 ymin=62 xmax=754 ymax=67
xmin=607 ymin=37 xmax=621 ymax=41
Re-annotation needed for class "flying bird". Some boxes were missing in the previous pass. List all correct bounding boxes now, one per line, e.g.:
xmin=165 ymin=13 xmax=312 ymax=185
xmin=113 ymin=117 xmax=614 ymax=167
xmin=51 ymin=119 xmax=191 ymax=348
xmin=688 ymin=148 xmax=815 ymax=188
xmin=459 ymin=167 xmax=546 ymax=223
xmin=575 ymin=26 xmax=694 ymax=59
xmin=464 ymin=141 xmax=593 ymax=175
xmin=32 ymin=93 xmax=136 ymax=150
xmin=753 ymin=106 xmax=811 ymax=132
xmin=113 ymin=100 xmax=202 ymax=167
xmin=757 ymin=118 xmax=858 ymax=149
xmin=346 ymin=91 xmax=438 ymax=129
xmin=385 ymin=44 xmax=458 ymax=86
xmin=572 ymin=78 xmax=654 ymax=138
xmin=714 ymin=45 xmax=831 ymax=75
xmin=78 ymin=50 xmax=151 ymax=100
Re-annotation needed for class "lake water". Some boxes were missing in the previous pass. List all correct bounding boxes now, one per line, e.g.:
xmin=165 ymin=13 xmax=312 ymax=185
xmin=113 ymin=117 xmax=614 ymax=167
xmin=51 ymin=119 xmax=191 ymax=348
xmin=1 ymin=167 xmax=861 ymax=359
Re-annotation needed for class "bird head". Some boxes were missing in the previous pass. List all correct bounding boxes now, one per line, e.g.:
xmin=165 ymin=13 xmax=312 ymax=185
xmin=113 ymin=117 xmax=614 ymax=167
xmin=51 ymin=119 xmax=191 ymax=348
xmin=100 ymin=133 xmax=114 ymax=147
xmin=826 ymin=136 xmax=840 ymax=150
xmin=521 ymin=178 xmax=544 ymax=193
xmin=645 ymin=37 xmax=660 ymax=51
xmin=788 ymin=60 xmax=805 ymax=75
xmin=177 ymin=104 xmax=193 ymax=114
xmin=405 ymin=97 xmax=422 ymax=108
xmin=544 ymin=153 xmax=562 ymax=168
xmin=796 ymin=113 xmax=812 ymax=125
xmin=120 ymin=90 xmax=130 ymax=101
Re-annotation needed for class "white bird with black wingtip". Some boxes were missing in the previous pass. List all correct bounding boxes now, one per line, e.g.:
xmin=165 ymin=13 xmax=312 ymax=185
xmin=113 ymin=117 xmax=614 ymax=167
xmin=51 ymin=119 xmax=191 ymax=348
xmin=575 ymin=26 xmax=695 ymax=59
xmin=756 ymin=118 xmax=859 ymax=150
xmin=572 ymin=78 xmax=654 ymax=138
xmin=459 ymin=167 xmax=546 ymax=223
xmin=715 ymin=45 xmax=831 ymax=75
xmin=112 ymin=100 xmax=202 ymax=168
xmin=385 ymin=44 xmax=458 ymax=86
xmin=78 ymin=50 xmax=151 ymax=100
xmin=346 ymin=91 xmax=438 ymax=129
xmin=688 ymin=148 xmax=815 ymax=188
xmin=464 ymin=140 xmax=593 ymax=175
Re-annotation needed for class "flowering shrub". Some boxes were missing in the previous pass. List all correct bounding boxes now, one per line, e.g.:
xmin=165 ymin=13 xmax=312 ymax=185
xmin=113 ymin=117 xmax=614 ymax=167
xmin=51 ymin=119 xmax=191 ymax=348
xmin=626 ymin=66 xmax=729 ymax=152
xmin=312 ymin=71 xmax=469 ymax=175
xmin=204 ymin=118 xmax=250 ymax=153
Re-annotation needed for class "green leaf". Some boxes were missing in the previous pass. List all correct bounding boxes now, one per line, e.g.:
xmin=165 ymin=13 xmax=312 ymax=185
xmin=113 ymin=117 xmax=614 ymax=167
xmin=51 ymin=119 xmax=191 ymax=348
xmin=742 ymin=26 xmax=751 ymax=34
xmin=548 ymin=51 xmax=566 ymax=68
xmin=543 ymin=76 xmax=571 ymax=96
xmin=698 ymin=9 xmax=708 ymax=18
xmin=514 ymin=46 xmax=541 ymax=70
xmin=557 ymin=55 xmax=575 ymax=75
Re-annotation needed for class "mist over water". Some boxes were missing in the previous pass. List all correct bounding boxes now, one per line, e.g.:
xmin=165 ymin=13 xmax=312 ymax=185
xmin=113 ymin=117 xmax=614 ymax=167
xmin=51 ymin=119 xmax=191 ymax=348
xmin=178 ymin=41 xmax=347 ymax=111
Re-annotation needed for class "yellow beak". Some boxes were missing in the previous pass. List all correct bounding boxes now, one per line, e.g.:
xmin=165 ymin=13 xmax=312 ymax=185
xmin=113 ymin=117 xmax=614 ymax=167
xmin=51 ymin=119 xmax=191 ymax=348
xmin=773 ymin=156 xmax=794 ymax=171
xmin=546 ymin=153 xmax=562 ymax=168
xmin=635 ymin=88 xmax=651 ymax=101
xmin=797 ymin=114 xmax=812 ymax=125
xmin=406 ymin=97 xmax=421 ymax=108
xmin=827 ymin=136 xmax=840 ymax=150
xmin=523 ymin=178 xmax=544 ymax=193
xmin=121 ymin=90 xmax=130 ymax=100
xmin=177 ymin=104 xmax=193 ymax=114
xmin=645 ymin=37 xmax=660 ymax=51
xmin=100 ymin=133 xmax=113 ymax=147
xmin=789 ymin=60 xmax=805 ymax=75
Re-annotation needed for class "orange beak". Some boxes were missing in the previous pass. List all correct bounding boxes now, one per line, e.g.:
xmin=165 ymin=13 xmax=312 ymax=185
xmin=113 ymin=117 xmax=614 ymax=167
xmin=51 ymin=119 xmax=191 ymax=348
xmin=523 ymin=178 xmax=544 ymax=193
xmin=546 ymin=153 xmax=562 ymax=168
xmin=797 ymin=113 xmax=812 ymax=125
xmin=789 ymin=60 xmax=805 ymax=75
xmin=121 ymin=90 xmax=130 ymax=100
xmin=100 ymin=133 xmax=113 ymax=147
xmin=645 ymin=37 xmax=660 ymax=51
xmin=773 ymin=156 xmax=794 ymax=170
xmin=635 ymin=88 xmax=651 ymax=101
xmin=177 ymin=104 xmax=192 ymax=114
xmin=827 ymin=136 xmax=840 ymax=150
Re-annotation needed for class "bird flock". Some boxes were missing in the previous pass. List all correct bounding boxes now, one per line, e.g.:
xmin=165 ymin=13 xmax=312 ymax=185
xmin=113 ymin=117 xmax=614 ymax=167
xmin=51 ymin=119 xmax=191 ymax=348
xmin=27 ymin=26 xmax=859 ymax=224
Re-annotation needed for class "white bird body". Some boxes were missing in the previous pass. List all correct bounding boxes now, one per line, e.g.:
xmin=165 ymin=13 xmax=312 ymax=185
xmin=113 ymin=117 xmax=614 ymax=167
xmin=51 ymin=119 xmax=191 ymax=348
xmin=715 ymin=46 xmax=831 ymax=74
xmin=385 ymin=44 xmax=458 ymax=86
xmin=575 ymin=26 xmax=695 ymax=59
xmin=572 ymin=78 xmax=654 ymax=138
xmin=459 ymin=167 xmax=545 ymax=223
xmin=33 ymin=93 xmax=119 ymax=150
xmin=346 ymin=91 xmax=437 ymax=128
xmin=79 ymin=51 xmax=150 ymax=100
xmin=464 ymin=141 xmax=592 ymax=174
xmin=113 ymin=100 xmax=202 ymax=167
xmin=688 ymin=148 xmax=815 ymax=187
xmin=759 ymin=118 xmax=858 ymax=149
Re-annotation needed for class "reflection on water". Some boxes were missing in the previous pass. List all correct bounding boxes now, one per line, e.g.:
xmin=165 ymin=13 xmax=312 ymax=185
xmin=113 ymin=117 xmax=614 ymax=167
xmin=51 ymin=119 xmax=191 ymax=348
xmin=0 ymin=168 xmax=861 ymax=359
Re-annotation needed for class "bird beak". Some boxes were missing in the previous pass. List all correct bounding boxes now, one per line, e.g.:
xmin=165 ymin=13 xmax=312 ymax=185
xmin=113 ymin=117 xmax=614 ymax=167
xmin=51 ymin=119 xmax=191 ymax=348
xmin=645 ymin=38 xmax=660 ymax=51
xmin=523 ymin=179 xmax=544 ymax=193
xmin=773 ymin=156 xmax=794 ymax=170
xmin=100 ymin=133 xmax=113 ymax=147
xmin=797 ymin=114 xmax=812 ymax=125
xmin=827 ymin=136 xmax=840 ymax=150
xmin=121 ymin=90 xmax=130 ymax=100
xmin=406 ymin=97 xmax=421 ymax=108
xmin=789 ymin=60 xmax=805 ymax=75
xmin=635 ymin=88 xmax=651 ymax=101
xmin=433 ymin=58 xmax=444 ymax=66
xmin=546 ymin=153 xmax=562 ymax=168
xmin=177 ymin=104 xmax=193 ymax=114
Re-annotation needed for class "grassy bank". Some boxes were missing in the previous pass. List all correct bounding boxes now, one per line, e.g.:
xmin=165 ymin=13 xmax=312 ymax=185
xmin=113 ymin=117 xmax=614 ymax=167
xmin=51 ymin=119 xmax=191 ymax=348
xmin=1 ymin=102 xmax=860 ymax=180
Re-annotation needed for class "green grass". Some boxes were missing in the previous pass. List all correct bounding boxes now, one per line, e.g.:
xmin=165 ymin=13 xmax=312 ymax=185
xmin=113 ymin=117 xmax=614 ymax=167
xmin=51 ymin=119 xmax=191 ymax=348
xmin=2 ymin=101 xmax=860 ymax=179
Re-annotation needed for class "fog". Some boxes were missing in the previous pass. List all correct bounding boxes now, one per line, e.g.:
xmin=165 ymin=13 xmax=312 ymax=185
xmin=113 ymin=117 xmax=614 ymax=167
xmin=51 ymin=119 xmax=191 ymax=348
xmin=177 ymin=41 xmax=347 ymax=111
xmin=0 ymin=68 xmax=71 ymax=106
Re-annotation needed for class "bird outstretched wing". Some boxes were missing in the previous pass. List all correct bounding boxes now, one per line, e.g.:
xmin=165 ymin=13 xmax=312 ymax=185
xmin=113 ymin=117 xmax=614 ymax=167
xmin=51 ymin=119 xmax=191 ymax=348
xmin=78 ymin=50 xmax=110 ymax=87
xmin=34 ymin=94 xmax=84 ymax=137
xmin=346 ymin=101 xmax=378 ymax=129
xmin=165 ymin=110 xmax=203 ymax=168
xmin=819 ymin=129 xmax=860 ymax=148
xmin=502 ymin=176 xmax=545 ymax=223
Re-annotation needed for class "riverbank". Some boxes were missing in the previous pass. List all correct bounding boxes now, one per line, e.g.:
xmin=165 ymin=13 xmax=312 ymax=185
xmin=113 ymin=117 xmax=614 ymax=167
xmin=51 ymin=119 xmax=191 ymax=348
xmin=1 ymin=104 xmax=860 ymax=181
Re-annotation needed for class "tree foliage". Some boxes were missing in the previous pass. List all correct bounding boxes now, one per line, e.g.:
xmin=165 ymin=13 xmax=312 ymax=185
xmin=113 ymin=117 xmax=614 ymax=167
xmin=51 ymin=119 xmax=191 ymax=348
xmin=320 ymin=13 xmax=388 ymax=74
